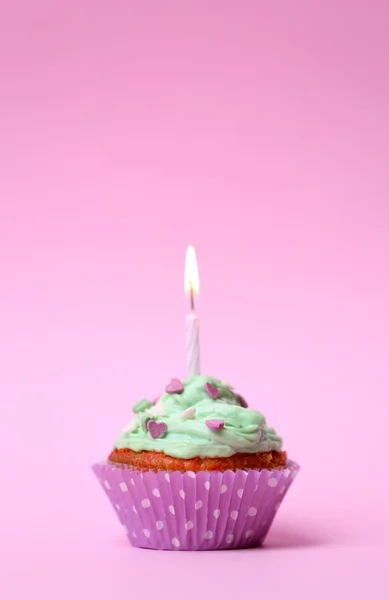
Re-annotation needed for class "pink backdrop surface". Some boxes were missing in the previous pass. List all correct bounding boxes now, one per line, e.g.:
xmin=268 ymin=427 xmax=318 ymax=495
xmin=1 ymin=1 xmax=389 ymax=598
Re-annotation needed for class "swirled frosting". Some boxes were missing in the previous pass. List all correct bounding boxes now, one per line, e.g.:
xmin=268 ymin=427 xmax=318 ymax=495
xmin=114 ymin=375 xmax=283 ymax=459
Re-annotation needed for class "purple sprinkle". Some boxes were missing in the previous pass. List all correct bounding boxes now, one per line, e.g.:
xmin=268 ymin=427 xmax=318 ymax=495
xmin=205 ymin=419 xmax=224 ymax=430
xmin=205 ymin=382 xmax=219 ymax=399
xmin=166 ymin=378 xmax=184 ymax=394
xmin=147 ymin=420 xmax=167 ymax=439
xmin=237 ymin=394 xmax=248 ymax=408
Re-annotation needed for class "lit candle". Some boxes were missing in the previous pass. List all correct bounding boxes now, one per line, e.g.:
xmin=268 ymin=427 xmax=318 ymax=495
xmin=184 ymin=245 xmax=200 ymax=377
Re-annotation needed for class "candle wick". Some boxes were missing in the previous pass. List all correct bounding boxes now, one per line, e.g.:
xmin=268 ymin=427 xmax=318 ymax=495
xmin=189 ymin=281 xmax=195 ymax=312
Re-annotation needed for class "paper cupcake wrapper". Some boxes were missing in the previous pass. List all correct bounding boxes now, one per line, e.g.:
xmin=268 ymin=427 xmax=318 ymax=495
xmin=92 ymin=460 xmax=299 ymax=551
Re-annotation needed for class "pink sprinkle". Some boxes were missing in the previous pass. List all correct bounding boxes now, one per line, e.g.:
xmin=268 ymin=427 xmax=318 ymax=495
xmin=237 ymin=394 xmax=248 ymax=408
xmin=166 ymin=378 xmax=184 ymax=394
xmin=147 ymin=420 xmax=167 ymax=439
xmin=205 ymin=382 xmax=219 ymax=399
xmin=205 ymin=419 xmax=224 ymax=430
xmin=181 ymin=407 xmax=196 ymax=420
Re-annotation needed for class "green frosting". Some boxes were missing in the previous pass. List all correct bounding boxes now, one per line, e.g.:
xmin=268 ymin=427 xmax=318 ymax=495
xmin=132 ymin=398 xmax=153 ymax=413
xmin=114 ymin=375 xmax=283 ymax=459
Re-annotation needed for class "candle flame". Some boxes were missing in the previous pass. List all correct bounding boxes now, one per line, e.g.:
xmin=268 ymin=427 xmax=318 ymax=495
xmin=184 ymin=245 xmax=199 ymax=297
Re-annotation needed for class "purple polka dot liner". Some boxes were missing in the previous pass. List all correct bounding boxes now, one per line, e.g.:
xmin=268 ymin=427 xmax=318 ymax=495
xmin=92 ymin=460 xmax=299 ymax=551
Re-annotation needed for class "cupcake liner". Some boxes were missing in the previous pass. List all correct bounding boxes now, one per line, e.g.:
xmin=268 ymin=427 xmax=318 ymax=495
xmin=92 ymin=460 xmax=299 ymax=550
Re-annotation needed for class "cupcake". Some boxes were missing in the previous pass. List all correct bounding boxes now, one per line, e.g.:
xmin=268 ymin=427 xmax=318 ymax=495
xmin=92 ymin=375 xmax=299 ymax=550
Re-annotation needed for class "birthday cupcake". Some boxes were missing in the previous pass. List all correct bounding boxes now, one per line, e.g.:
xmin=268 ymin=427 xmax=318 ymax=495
xmin=92 ymin=375 xmax=299 ymax=550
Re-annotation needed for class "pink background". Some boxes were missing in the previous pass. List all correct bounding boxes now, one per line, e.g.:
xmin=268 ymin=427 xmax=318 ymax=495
xmin=1 ymin=1 xmax=389 ymax=598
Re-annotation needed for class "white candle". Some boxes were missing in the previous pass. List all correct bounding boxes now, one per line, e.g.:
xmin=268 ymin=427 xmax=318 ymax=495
xmin=186 ymin=311 xmax=200 ymax=377
xmin=184 ymin=245 xmax=201 ymax=377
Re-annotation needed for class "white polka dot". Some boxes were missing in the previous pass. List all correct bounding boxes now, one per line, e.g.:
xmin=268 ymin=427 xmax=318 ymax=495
xmin=156 ymin=520 xmax=164 ymax=530
xmin=185 ymin=520 xmax=193 ymax=531
xmin=119 ymin=482 xmax=128 ymax=492
xmin=115 ymin=504 xmax=120 ymax=511
xmin=133 ymin=505 xmax=137 ymax=514
xmin=143 ymin=529 xmax=150 ymax=538
xmin=283 ymin=469 xmax=290 ymax=478
xmin=213 ymin=509 xmax=220 ymax=519
xmin=179 ymin=489 xmax=186 ymax=499
xmin=152 ymin=488 xmax=160 ymax=497
xmin=195 ymin=500 xmax=203 ymax=510
xmin=245 ymin=529 xmax=253 ymax=539
xmin=103 ymin=480 xmax=111 ymax=489
xmin=164 ymin=473 xmax=170 ymax=482
xmin=131 ymin=478 xmax=135 ymax=486
xmin=268 ymin=478 xmax=278 ymax=488
xmin=254 ymin=485 xmax=258 ymax=492
xmin=204 ymin=530 xmax=214 ymax=540
xmin=140 ymin=473 xmax=144 ymax=479
xmin=187 ymin=471 xmax=196 ymax=479
xmin=141 ymin=498 xmax=151 ymax=508
xmin=248 ymin=507 xmax=257 ymax=516
xmin=237 ymin=488 xmax=244 ymax=498
xmin=221 ymin=484 xmax=228 ymax=494
xmin=230 ymin=510 xmax=239 ymax=521
xmin=169 ymin=505 xmax=175 ymax=514
xmin=132 ymin=531 xmax=136 ymax=538
xmin=204 ymin=481 xmax=210 ymax=490
xmin=279 ymin=485 xmax=286 ymax=494
xmin=172 ymin=537 xmax=180 ymax=547
xmin=226 ymin=534 xmax=234 ymax=544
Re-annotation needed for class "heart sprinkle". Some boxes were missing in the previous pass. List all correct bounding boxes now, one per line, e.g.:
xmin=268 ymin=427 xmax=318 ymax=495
xmin=237 ymin=394 xmax=248 ymax=408
xmin=166 ymin=379 xmax=184 ymax=394
xmin=147 ymin=419 xmax=168 ymax=439
xmin=146 ymin=400 xmax=167 ymax=417
xmin=180 ymin=407 xmax=196 ymax=420
xmin=205 ymin=419 xmax=225 ymax=430
xmin=133 ymin=398 xmax=153 ymax=413
xmin=205 ymin=382 xmax=219 ymax=399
